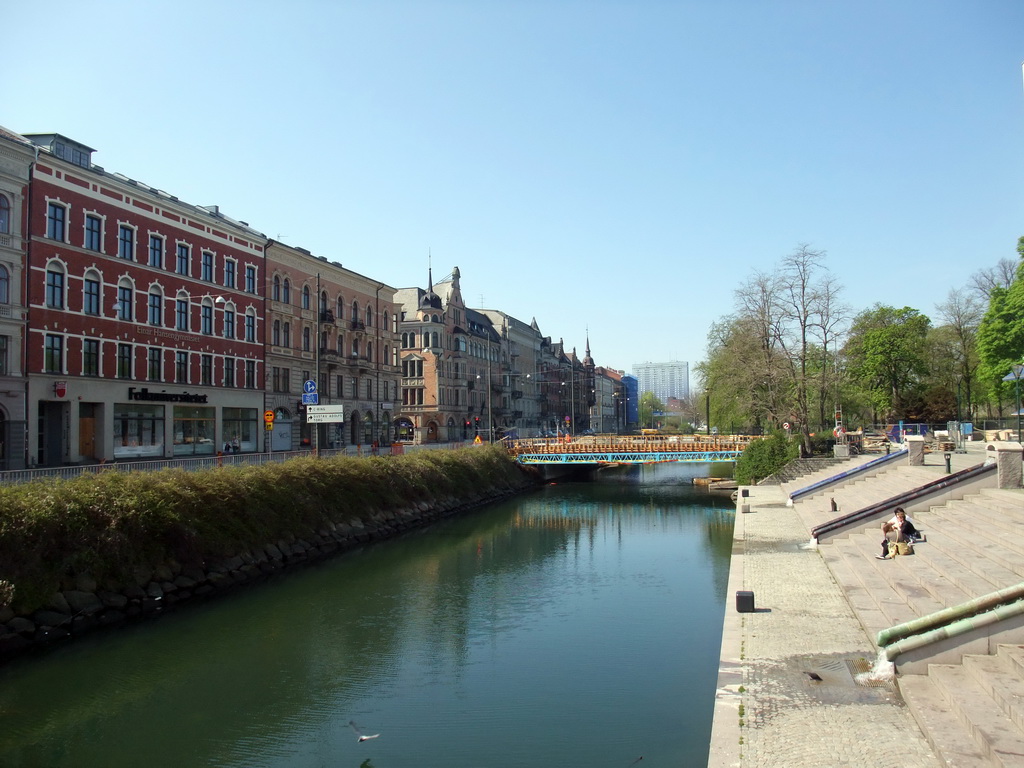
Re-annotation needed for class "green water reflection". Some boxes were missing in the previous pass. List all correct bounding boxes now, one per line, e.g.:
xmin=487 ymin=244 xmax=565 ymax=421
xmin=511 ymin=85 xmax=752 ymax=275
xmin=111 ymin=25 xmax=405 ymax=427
xmin=0 ymin=464 xmax=734 ymax=767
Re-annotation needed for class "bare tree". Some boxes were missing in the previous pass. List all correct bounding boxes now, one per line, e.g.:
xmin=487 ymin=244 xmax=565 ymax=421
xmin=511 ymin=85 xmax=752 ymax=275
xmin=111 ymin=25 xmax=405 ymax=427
xmin=934 ymin=287 xmax=983 ymax=419
xmin=729 ymin=245 xmax=846 ymax=452
xmin=969 ymin=258 xmax=1017 ymax=300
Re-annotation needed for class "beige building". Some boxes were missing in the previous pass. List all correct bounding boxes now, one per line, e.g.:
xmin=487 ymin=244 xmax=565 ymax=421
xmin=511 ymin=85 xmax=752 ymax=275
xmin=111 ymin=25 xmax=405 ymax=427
xmin=265 ymin=241 xmax=400 ymax=450
xmin=0 ymin=128 xmax=32 ymax=468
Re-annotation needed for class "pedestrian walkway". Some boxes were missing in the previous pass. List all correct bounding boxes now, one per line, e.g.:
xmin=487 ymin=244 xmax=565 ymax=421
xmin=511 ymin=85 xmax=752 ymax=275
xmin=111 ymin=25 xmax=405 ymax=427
xmin=703 ymin=446 xmax=1001 ymax=767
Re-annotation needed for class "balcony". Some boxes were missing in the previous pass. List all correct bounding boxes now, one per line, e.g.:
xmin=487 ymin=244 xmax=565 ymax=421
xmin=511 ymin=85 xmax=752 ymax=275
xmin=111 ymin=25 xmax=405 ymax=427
xmin=350 ymin=319 xmax=366 ymax=331
xmin=319 ymin=309 xmax=335 ymax=324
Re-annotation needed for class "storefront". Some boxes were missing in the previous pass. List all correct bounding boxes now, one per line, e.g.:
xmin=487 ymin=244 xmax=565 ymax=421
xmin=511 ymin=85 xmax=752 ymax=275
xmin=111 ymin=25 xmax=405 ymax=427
xmin=29 ymin=377 xmax=265 ymax=466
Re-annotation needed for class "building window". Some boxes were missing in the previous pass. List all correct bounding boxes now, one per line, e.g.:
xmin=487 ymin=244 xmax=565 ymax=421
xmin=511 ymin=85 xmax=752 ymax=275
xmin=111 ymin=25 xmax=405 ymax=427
xmin=302 ymin=285 xmax=311 ymax=310
xmin=245 ymin=313 xmax=256 ymax=342
xmin=147 ymin=348 xmax=162 ymax=381
xmin=223 ymin=308 xmax=235 ymax=339
xmin=201 ymin=251 xmax=213 ymax=282
xmin=148 ymin=291 xmax=162 ymax=326
xmin=85 ymin=214 xmax=102 ymax=251
xmin=83 ymin=276 xmax=100 ymax=315
xmin=245 ymin=265 xmax=256 ymax=294
xmin=201 ymin=354 xmax=213 ymax=386
xmin=46 ymin=202 xmax=66 ymax=241
xmin=282 ymin=322 xmax=291 ymax=348
xmin=117 ymin=343 xmax=132 ymax=379
xmin=201 ymin=304 xmax=213 ymax=335
xmin=272 ymin=275 xmax=281 ymax=302
xmin=117 ymin=285 xmax=133 ymax=320
xmin=175 ymin=299 xmax=188 ymax=330
xmin=176 ymin=243 xmax=190 ymax=275
xmin=118 ymin=225 xmax=135 ymax=260
xmin=45 ymin=268 xmax=65 ymax=309
xmin=44 ymin=334 xmax=63 ymax=373
xmin=148 ymin=235 xmax=164 ymax=268
xmin=272 ymin=319 xmax=280 ymax=346
xmin=245 ymin=360 xmax=256 ymax=389
xmin=272 ymin=367 xmax=290 ymax=393
xmin=0 ymin=195 xmax=9 ymax=234
xmin=175 ymin=351 xmax=188 ymax=383
xmin=282 ymin=278 xmax=291 ymax=304
xmin=224 ymin=259 xmax=236 ymax=288
xmin=224 ymin=357 xmax=235 ymax=387
xmin=0 ymin=265 xmax=9 ymax=304
xmin=302 ymin=326 xmax=311 ymax=352
xmin=337 ymin=297 xmax=345 ymax=320
xmin=0 ymin=336 xmax=8 ymax=375
xmin=83 ymin=338 xmax=100 ymax=376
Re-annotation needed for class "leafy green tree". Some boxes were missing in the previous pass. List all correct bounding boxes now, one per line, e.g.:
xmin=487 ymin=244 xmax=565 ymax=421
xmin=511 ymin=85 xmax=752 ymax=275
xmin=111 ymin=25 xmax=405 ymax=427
xmin=977 ymin=254 xmax=1024 ymax=412
xmin=638 ymin=391 xmax=666 ymax=430
xmin=842 ymin=305 xmax=931 ymax=421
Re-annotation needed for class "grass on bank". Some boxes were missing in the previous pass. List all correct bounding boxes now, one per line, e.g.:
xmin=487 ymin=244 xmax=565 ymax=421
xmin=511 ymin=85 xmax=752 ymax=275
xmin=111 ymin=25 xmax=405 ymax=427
xmin=0 ymin=446 xmax=530 ymax=615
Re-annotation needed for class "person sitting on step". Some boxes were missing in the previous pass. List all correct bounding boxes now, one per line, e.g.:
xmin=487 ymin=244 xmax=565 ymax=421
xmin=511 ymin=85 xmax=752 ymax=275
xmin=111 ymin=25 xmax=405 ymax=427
xmin=876 ymin=507 xmax=918 ymax=560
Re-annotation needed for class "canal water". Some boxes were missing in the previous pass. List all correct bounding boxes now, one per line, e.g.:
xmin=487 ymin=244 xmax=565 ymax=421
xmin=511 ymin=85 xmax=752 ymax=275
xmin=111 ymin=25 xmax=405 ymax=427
xmin=0 ymin=463 xmax=734 ymax=768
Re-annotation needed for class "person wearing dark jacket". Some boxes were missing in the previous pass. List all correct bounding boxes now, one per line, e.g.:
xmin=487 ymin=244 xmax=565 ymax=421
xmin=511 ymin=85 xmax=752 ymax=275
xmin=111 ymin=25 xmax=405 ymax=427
xmin=877 ymin=507 xmax=918 ymax=560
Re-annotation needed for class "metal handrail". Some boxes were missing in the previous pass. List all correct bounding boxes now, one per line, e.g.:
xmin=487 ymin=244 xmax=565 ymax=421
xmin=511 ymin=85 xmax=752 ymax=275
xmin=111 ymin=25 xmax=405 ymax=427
xmin=809 ymin=461 xmax=996 ymax=541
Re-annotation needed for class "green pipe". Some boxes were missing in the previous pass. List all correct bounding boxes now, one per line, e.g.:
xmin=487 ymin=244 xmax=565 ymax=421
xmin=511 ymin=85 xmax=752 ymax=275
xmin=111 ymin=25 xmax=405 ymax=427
xmin=883 ymin=598 xmax=1024 ymax=662
xmin=877 ymin=581 xmax=1024 ymax=648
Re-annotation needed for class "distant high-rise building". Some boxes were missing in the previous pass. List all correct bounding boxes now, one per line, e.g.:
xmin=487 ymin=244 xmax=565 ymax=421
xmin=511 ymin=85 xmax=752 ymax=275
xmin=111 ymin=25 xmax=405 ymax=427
xmin=633 ymin=361 xmax=689 ymax=403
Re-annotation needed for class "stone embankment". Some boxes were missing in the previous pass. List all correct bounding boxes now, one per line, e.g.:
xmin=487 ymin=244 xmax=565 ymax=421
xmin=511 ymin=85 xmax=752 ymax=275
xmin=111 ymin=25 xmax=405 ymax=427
xmin=0 ymin=485 xmax=527 ymax=664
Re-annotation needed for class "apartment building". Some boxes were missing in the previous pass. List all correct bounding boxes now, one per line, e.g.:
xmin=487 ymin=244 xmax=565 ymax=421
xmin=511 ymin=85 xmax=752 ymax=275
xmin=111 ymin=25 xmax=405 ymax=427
xmin=265 ymin=241 xmax=400 ymax=449
xmin=0 ymin=129 xmax=33 ymax=468
xmin=24 ymin=133 xmax=266 ymax=466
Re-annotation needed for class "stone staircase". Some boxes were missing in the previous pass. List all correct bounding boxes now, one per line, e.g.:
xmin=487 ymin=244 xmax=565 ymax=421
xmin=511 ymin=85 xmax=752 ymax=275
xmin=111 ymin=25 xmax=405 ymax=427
xmin=795 ymin=458 xmax=1024 ymax=767
xmin=900 ymin=644 xmax=1024 ymax=767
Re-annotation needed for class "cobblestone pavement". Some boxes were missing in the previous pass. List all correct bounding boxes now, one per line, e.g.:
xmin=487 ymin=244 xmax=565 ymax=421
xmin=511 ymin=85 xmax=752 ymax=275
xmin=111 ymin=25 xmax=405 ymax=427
xmin=707 ymin=485 xmax=941 ymax=768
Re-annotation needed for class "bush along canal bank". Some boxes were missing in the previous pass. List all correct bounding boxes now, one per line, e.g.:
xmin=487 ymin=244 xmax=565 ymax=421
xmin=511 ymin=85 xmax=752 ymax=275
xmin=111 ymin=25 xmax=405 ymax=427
xmin=0 ymin=446 xmax=539 ymax=664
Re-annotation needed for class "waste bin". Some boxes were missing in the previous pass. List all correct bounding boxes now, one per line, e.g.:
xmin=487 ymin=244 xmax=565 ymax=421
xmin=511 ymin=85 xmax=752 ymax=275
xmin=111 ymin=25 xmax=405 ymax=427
xmin=736 ymin=590 xmax=755 ymax=613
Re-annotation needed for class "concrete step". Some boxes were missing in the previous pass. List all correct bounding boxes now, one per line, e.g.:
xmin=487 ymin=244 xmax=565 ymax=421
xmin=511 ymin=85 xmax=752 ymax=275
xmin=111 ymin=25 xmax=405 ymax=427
xmin=962 ymin=649 xmax=1024 ymax=733
xmin=975 ymin=489 xmax=1024 ymax=515
xmin=899 ymin=673 xmax=994 ymax=767
xmin=926 ymin=515 xmax=1024 ymax=581
xmin=929 ymin=662 xmax=1024 ymax=766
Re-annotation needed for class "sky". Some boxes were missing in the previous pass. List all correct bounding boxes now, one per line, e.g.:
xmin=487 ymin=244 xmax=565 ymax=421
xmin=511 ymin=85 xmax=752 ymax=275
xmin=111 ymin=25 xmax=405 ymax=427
xmin=5 ymin=1 xmax=1023 ymax=381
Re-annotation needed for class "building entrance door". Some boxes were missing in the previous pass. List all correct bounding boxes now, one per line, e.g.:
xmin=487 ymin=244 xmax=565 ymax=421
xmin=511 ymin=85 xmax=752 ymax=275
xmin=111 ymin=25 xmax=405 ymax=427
xmin=79 ymin=402 xmax=98 ymax=460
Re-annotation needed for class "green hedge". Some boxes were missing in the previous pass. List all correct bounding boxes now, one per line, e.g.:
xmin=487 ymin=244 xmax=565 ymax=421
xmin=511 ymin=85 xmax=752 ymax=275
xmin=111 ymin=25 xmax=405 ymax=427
xmin=0 ymin=446 xmax=529 ymax=614
xmin=734 ymin=432 xmax=799 ymax=486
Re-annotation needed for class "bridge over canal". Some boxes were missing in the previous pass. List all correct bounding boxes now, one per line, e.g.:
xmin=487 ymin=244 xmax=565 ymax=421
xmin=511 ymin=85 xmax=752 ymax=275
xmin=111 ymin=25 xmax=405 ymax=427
xmin=506 ymin=435 xmax=752 ymax=465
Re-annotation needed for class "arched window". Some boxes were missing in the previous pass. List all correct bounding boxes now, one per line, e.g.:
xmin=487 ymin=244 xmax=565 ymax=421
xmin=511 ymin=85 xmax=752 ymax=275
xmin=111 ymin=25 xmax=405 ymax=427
xmin=0 ymin=194 xmax=10 ymax=234
xmin=365 ymin=306 xmax=373 ymax=327
xmin=336 ymin=296 xmax=344 ymax=319
xmin=0 ymin=265 xmax=8 ymax=304
xmin=302 ymin=285 xmax=310 ymax=310
xmin=367 ymin=341 xmax=374 ymax=362
xmin=282 ymin=278 xmax=291 ymax=304
xmin=352 ymin=337 xmax=360 ymax=357
xmin=352 ymin=300 xmax=359 ymax=323
xmin=272 ymin=275 xmax=281 ymax=302
xmin=319 ymin=290 xmax=328 ymax=315
xmin=383 ymin=310 xmax=390 ymax=332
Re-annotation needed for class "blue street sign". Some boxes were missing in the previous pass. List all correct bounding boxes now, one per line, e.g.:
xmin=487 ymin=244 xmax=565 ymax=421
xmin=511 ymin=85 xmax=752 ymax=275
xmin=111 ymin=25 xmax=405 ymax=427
xmin=302 ymin=393 xmax=319 ymax=405
xmin=303 ymin=380 xmax=317 ymax=394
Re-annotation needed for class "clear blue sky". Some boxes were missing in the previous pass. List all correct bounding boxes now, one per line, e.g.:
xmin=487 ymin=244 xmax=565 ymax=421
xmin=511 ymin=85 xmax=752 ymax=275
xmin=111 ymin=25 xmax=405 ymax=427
xmin=6 ymin=1 xmax=1023 ymax=381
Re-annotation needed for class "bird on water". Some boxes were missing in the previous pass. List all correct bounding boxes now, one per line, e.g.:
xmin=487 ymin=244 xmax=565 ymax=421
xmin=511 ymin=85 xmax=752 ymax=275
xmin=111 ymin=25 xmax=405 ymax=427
xmin=349 ymin=721 xmax=381 ymax=742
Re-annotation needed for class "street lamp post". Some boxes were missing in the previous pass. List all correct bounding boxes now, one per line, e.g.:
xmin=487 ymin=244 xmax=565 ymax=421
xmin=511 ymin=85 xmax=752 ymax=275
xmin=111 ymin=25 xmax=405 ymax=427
xmin=1004 ymin=364 xmax=1024 ymax=442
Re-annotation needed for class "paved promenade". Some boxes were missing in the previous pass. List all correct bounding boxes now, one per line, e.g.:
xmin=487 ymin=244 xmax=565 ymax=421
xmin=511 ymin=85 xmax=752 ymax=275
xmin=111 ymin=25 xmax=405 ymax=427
xmin=703 ymin=447 xmax=993 ymax=768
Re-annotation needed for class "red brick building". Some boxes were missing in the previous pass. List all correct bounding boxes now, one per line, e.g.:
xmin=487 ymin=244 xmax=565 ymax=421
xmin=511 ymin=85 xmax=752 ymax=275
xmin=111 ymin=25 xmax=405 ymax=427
xmin=24 ymin=134 xmax=266 ymax=466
